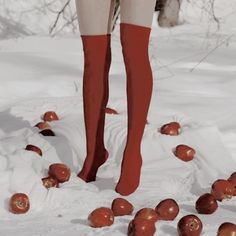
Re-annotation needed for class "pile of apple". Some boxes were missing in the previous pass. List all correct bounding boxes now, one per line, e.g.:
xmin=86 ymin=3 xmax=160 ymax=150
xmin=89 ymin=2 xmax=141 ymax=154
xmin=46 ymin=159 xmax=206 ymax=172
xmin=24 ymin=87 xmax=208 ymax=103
xmin=88 ymin=198 xmax=179 ymax=236
xmin=9 ymin=111 xmax=72 ymax=214
xmin=9 ymin=162 xmax=71 ymax=214
xmin=35 ymin=111 xmax=59 ymax=136
xmin=159 ymin=121 xmax=236 ymax=235
xmin=8 ymin=115 xmax=236 ymax=235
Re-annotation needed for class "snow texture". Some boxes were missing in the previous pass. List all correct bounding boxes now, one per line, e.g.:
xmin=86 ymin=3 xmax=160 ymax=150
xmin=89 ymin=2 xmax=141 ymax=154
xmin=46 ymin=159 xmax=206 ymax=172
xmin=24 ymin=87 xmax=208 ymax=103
xmin=0 ymin=0 xmax=236 ymax=235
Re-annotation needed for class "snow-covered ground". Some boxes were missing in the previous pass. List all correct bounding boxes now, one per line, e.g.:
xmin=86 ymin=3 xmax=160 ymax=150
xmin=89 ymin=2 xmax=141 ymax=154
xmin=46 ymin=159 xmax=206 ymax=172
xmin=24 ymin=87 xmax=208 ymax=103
xmin=0 ymin=1 xmax=236 ymax=235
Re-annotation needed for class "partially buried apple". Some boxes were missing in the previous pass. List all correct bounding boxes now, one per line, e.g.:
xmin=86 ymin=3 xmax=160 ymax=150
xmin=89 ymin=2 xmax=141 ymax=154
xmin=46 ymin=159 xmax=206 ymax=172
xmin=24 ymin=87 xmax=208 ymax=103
xmin=111 ymin=198 xmax=134 ymax=216
xmin=160 ymin=122 xmax=181 ymax=136
xmin=39 ymin=129 xmax=55 ymax=136
xmin=174 ymin=144 xmax=195 ymax=162
xmin=155 ymin=198 xmax=179 ymax=220
xmin=43 ymin=111 xmax=59 ymax=122
xmin=35 ymin=121 xmax=51 ymax=130
xmin=177 ymin=214 xmax=203 ymax=236
xmin=195 ymin=193 xmax=218 ymax=214
xmin=135 ymin=208 xmax=158 ymax=222
xmin=211 ymin=179 xmax=234 ymax=201
xmin=25 ymin=144 xmax=42 ymax=156
xmin=9 ymin=193 xmax=30 ymax=214
xmin=88 ymin=207 xmax=114 ymax=228
xmin=42 ymin=176 xmax=59 ymax=188
xmin=48 ymin=163 xmax=71 ymax=183
xmin=105 ymin=107 xmax=118 ymax=115
xmin=217 ymin=222 xmax=236 ymax=236
xmin=128 ymin=218 xmax=156 ymax=236
xmin=227 ymin=172 xmax=236 ymax=196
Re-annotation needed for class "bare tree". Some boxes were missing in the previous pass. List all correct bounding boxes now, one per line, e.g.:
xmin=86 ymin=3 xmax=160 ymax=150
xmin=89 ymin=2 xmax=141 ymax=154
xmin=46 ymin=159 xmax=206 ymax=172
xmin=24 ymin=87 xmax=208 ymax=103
xmin=0 ymin=0 xmax=222 ymax=37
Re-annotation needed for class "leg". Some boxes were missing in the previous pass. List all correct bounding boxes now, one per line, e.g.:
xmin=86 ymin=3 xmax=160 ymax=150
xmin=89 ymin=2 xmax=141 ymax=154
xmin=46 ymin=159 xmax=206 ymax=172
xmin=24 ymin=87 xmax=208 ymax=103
xmin=115 ymin=0 xmax=156 ymax=195
xmin=75 ymin=0 xmax=116 ymax=182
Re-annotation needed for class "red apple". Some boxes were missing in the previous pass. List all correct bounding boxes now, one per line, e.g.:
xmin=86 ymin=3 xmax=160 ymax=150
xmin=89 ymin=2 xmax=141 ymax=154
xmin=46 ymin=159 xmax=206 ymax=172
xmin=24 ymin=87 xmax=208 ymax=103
xmin=211 ymin=179 xmax=234 ymax=201
xmin=111 ymin=198 xmax=134 ymax=216
xmin=88 ymin=207 xmax=114 ymax=228
xmin=227 ymin=172 xmax=236 ymax=196
xmin=195 ymin=193 xmax=218 ymax=214
xmin=105 ymin=107 xmax=118 ymax=115
xmin=35 ymin=121 xmax=51 ymax=130
xmin=42 ymin=176 xmax=59 ymax=188
xmin=9 ymin=193 xmax=30 ymax=214
xmin=177 ymin=214 xmax=203 ymax=236
xmin=174 ymin=144 xmax=195 ymax=162
xmin=48 ymin=163 xmax=71 ymax=183
xmin=43 ymin=111 xmax=59 ymax=122
xmin=128 ymin=218 xmax=156 ymax=236
xmin=25 ymin=144 xmax=42 ymax=156
xmin=39 ymin=129 xmax=55 ymax=136
xmin=135 ymin=208 xmax=158 ymax=222
xmin=155 ymin=198 xmax=179 ymax=220
xmin=160 ymin=122 xmax=181 ymax=136
xmin=217 ymin=222 xmax=236 ymax=236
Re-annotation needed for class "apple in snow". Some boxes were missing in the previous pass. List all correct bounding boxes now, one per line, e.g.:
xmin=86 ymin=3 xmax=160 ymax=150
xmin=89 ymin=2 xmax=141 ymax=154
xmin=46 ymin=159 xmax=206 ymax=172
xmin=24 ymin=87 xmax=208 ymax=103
xmin=160 ymin=122 xmax=181 ymax=136
xmin=88 ymin=207 xmax=114 ymax=228
xmin=48 ymin=163 xmax=71 ymax=183
xmin=128 ymin=218 xmax=156 ymax=236
xmin=155 ymin=198 xmax=179 ymax=220
xmin=111 ymin=198 xmax=134 ymax=216
xmin=35 ymin=121 xmax=51 ymax=130
xmin=42 ymin=176 xmax=59 ymax=188
xmin=177 ymin=214 xmax=203 ymax=236
xmin=174 ymin=144 xmax=196 ymax=162
xmin=25 ymin=144 xmax=42 ymax=156
xmin=211 ymin=179 xmax=234 ymax=201
xmin=134 ymin=208 xmax=158 ymax=222
xmin=43 ymin=111 xmax=59 ymax=122
xmin=195 ymin=193 xmax=218 ymax=214
xmin=9 ymin=193 xmax=30 ymax=214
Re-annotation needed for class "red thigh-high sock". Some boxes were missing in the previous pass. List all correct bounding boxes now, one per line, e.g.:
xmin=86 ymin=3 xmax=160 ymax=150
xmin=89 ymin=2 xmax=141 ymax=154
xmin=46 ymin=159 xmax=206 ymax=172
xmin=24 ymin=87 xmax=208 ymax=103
xmin=115 ymin=23 xmax=153 ymax=195
xmin=77 ymin=34 xmax=111 ymax=182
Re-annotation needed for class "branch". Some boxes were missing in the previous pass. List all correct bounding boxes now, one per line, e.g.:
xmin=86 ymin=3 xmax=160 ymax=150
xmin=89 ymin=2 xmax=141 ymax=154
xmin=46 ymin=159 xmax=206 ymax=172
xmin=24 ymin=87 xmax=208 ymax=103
xmin=49 ymin=0 xmax=71 ymax=34
xmin=189 ymin=35 xmax=234 ymax=72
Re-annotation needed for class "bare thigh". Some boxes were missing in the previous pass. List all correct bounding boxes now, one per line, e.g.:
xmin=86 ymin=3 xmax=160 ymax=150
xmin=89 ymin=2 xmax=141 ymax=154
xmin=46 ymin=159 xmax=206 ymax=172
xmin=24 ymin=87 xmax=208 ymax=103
xmin=120 ymin=0 xmax=157 ymax=28
xmin=75 ymin=0 xmax=116 ymax=35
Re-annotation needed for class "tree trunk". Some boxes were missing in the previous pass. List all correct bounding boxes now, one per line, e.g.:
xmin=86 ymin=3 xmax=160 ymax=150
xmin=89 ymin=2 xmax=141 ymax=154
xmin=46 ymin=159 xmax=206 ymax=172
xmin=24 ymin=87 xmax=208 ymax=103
xmin=157 ymin=0 xmax=181 ymax=27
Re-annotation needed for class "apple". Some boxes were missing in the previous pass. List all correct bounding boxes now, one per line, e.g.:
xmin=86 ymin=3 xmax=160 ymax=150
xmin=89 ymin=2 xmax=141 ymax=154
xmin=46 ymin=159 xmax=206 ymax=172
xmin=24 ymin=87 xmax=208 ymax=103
xmin=88 ymin=207 xmax=114 ymax=228
xmin=35 ymin=121 xmax=51 ymax=130
xmin=155 ymin=198 xmax=179 ymax=220
xmin=195 ymin=193 xmax=218 ymax=214
xmin=9 ymin=193 xmax=30 ymax=214
xmin=160 ymin=122 xmax=181 ymax=136
xmin=217 ymin=222 xmax=236 ymax=236
xmin=105 ymin=107 xmax=118 ymax=115
xmin=25 ymin=144 xmax=42 ymax=156
xmin=177 ymin=214 xmax=203 ymax=236
xmin=128 ymin=218 xmax=156 ymax=236
xmin=39 ymin=129 xmax=55 ymax=136
xmin=227 ymin=172 xmax=236 ymax=196
xmin=211 ymin=179 xmax=234 ymax=201
xmin=174 ymin=144 xmax=195 ymax=162
xmin=111 ymin=198 xmax=134 ymax=216
xmin=135 ymin=208 xmax=158 ymax=222
xmin=48 ymin=163 xmax=71 ymax=183
xmin=43 ymin=111 xmax=59 ymax=122
xmin=42 ymin=176 xmax=59 ymax=188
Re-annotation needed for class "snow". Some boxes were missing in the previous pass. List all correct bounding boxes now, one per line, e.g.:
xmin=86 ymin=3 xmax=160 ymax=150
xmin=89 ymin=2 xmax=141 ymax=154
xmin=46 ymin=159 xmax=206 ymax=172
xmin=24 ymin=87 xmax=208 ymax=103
xmin=0 ymin=1 xmax=236 ymax=235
